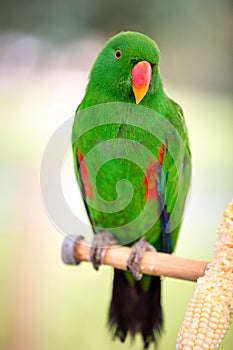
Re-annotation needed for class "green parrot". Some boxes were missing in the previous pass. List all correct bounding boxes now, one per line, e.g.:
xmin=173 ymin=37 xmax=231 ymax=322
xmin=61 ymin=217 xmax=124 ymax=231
xmin=72 ymin=31 xmax=191 ymax=348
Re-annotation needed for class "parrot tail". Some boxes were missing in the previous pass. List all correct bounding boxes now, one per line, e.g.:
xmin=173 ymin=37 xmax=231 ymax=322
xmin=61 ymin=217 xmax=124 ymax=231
xmin=109 ymin=269 xmax=163 ymax=349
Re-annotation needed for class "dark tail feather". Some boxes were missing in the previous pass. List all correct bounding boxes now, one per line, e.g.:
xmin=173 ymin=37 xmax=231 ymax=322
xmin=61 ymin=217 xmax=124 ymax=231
xmin=109 ymin=269 xmax=163 ymax=349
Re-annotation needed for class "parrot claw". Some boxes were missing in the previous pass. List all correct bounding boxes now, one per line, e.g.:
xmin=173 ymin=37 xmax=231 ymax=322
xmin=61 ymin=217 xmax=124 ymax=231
xmin=90 ymin=231 xmax=118 ymax=270
xmin=127 ymin=237 xmax=156 ymax=281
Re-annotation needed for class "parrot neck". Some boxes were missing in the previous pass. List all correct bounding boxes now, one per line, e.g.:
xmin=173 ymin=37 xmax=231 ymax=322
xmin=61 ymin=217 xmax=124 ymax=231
xmin=79 ymin=69 xmax=167 ymax=111
xmin=150 ymin=69 xmax=166 ymax=99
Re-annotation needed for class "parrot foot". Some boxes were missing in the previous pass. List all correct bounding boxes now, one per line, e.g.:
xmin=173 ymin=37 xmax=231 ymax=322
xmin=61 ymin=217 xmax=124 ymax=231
xmin=127 ymin=237 xmax=156 ymax=281
xmin=90 ymin=231 xmax=118 ymax=271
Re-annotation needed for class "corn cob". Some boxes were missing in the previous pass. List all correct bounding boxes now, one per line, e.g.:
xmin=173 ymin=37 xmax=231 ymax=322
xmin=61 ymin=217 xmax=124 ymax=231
xmin=176 ymin=199 xmax=233 ymax=350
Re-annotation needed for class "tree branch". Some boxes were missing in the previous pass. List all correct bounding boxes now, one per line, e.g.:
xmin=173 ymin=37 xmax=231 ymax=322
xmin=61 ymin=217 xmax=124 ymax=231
xmin=67 ymin=238 xmax=209 ymax=282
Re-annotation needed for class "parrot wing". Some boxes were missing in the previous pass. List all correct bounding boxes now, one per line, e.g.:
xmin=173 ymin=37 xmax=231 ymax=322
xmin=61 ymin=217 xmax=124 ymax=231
xmin=159 ymin=116 xmax=191 ymax=252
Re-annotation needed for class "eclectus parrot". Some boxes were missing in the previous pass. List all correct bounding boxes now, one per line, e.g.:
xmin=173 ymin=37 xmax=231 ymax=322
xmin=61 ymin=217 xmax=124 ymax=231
xmin=72 ymin=31 xmax=191 ymax=348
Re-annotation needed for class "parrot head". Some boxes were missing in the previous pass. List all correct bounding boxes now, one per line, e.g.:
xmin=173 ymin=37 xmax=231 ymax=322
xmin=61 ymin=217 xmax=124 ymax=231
xmin=88 ymin=31 xmax=161 ymax=104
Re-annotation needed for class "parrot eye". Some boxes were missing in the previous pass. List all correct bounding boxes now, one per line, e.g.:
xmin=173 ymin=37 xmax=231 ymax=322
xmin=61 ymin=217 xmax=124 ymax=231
xmin=115 ymin=49 xmax=122 ymax=59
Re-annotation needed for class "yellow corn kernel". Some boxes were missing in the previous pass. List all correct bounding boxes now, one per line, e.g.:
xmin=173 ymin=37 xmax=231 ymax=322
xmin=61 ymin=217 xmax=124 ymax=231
xmin=176 ymin=199 xmax=233 ymax=349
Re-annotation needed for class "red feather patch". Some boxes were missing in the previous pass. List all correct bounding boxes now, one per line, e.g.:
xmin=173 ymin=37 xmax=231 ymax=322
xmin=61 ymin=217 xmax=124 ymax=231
xmin=143 ymin=161 xmax=157 ymax=200
xmin=77 ymin=150 xmax=93 ymax=199
xmin=143 ymin=145 xmax=165 ymax=200
xmin=158 ymin=145 xmax=165 ymax=165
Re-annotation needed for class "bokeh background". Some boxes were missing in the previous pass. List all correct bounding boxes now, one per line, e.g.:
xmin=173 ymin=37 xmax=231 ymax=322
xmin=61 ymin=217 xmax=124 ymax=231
xmin=1 ymin=1 xmax=232 ymax=349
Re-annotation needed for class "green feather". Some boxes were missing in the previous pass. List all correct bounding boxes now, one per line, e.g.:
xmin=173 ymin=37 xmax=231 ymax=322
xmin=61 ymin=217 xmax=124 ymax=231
xmin=72 ymin=31 xmax=191 ymax=346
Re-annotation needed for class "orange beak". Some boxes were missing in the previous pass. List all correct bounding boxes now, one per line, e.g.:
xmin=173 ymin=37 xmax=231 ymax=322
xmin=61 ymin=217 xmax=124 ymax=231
xmin=132 ymin=61 xmax=152 ymax=104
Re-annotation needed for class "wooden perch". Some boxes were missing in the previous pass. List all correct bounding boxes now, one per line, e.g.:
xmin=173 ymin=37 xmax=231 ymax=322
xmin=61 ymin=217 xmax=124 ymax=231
xmin=62 ymin=237 xmax=209 ymax=282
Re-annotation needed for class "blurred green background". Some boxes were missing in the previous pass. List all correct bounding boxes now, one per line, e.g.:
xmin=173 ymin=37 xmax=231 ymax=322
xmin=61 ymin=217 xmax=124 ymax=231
xmin=0 ymin=1 xmax=232 ymax=349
